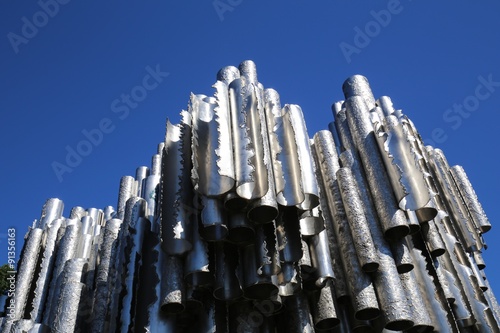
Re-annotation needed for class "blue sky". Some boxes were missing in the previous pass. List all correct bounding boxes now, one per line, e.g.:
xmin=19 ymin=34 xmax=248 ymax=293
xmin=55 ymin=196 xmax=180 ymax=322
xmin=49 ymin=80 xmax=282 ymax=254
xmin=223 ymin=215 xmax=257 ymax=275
xmin=1 ymin=1 xmax=499 ymax=291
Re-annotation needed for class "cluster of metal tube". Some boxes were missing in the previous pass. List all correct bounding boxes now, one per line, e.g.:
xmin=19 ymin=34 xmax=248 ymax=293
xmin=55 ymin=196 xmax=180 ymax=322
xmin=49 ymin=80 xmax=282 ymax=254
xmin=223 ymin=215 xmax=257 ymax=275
xmin=1 ymin=61 xmax=499 ymax=332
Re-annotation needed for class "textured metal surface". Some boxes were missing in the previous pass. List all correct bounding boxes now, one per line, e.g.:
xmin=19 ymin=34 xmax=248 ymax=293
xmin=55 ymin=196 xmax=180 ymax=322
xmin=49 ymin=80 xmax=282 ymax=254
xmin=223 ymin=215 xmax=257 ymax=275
xmin=3 ymin=63 xmax=500 ymax=332
xmin=344 ymin=95 xmax=409 ymax=239
xmin=191 ymin=89 xmax=235 ymax=197
xmin=51 ymin=258 xmax=88 ymax=333
xmin=450 ymin=165 xmax=491 ymax=233
xmin=160 ymin=255 xmax=185 ymax=314
xmin=135 ymin=165 xmax=149 ymax=197
xmin=44 ymin=220 xmax=80 ymax=325
xmin=30 ymin=218 xmax=63 ymax=323
xmin=160 ymin=115 xmax=193 ymax=255
xmin=12 ymin=228 xmax=44 ymax=321
xmin=374 ymin=113 xmax=436 ymax=221
xmin=336 ymin=166 xmax=378 ymax=272
xmin=89 ymin=218 xmax=121 ymax=333
xmin=313 ymin=130 xmax=380 ymax=321
xmin=229 ymin=64 xmax=268 ymax=201
xmin=116 ymin=176 xmax=135 ymax=220
xmin=38 ymin=198 xmax=64 ymax=228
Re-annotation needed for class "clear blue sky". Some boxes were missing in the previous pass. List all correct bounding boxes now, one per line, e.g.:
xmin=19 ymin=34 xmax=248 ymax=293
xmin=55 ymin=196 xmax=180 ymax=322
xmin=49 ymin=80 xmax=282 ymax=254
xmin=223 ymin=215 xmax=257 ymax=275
xmin=1 ymin=1 xmax=499 ymax=291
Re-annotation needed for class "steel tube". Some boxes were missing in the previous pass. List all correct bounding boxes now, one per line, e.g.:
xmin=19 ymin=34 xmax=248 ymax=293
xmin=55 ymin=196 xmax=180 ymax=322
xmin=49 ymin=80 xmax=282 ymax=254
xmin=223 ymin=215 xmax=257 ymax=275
xmin=336 ymin=166 xmax=379 ymax=272
xmin=344 ymin=95 xmax=409 ymax=239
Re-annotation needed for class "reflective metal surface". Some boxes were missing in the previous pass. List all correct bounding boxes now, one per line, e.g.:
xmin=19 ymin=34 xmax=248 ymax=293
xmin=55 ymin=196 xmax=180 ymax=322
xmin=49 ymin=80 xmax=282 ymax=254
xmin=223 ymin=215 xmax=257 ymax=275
xmin=3 ymin=62 xmax=499 ymax=333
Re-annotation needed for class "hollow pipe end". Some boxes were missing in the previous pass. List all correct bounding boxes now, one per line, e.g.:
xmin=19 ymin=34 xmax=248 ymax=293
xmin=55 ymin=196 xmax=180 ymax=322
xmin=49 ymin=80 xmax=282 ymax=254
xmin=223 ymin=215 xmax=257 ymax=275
xmin=355 ymin=307 xmax=380 ymax=321
xmin=244 ymin=283 xmax=279 ymax=300
xmin=247 ymin=205 xmax=278 ymax=224
xmin=160 ymin=302 xmax=185 ymax=315
xmin=385 ymin=319 xmax=414 ymax=331
xmin=362 ymin=262 xmax=380 ymax=273
xmin=396 ymin=263 xmax=414 ymax=274
xmin=200 ymin=224 xmax=228 ymax=242
xmin=384 ymin=225 xmax=410 ymax=241
xmin=228 ymin=226 xmax=255 ymax=244
xmin=315 ymin=318 xmax=341 ymax=331
xmin=415 ymin=207 xmax=438 ymax=223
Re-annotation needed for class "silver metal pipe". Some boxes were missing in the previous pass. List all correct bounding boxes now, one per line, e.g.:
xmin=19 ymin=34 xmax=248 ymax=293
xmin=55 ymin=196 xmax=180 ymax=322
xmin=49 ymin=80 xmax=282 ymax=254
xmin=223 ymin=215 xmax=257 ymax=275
xmin=277 ymin=262 xmax=301 ymax=296
xmin=89 ymin=218 xmax=121 ymax=333
xmin=200 ymin=196 xmax=228 ymax=241
xmin=228 ymin=64 xmax=268 ymax=200
xmin=213 ymin=242 xmax=243 ymax=301
xmin=69 ymin=206 xmax=86 ymax=220
xmin=373 ymin=114 xmax=436 ymax=222
xmin=336 ymin=166 xmax=379 ymax=272
xmin=161 ymin=115 xmax=193 ymax=255
xmin=38 ymin=198 xmax=64 ymax=228
xmin=135 ymin=165 xmax=149 ymax=197
xmin=309 ymin=280 xmax=340 ymax=330
xmin=280 ymin=292 xmax=315 ymax=333
xmin=275 ymin=207 xmax=303 ymax=263
xmin=342 ymin=74 xmax=376 ymax=109
xmin=298 ymin=207 xmax=325 ymax=237
xmin=43 ymin=220 xmax=80 ymax=326
xmin=184 ymin=210 xmax=211 ymax=288
xmin=160 ymin=255 xmax=185 ymax=314
xmin=343 ymin=95 xmax=409 ymax=239
xmin=227 ymin=212 xmax=255 ymax=244
xmin=313 ymin=131 xmax=379 ymax=321
xmin=240 ymin=243 xmax=279 ymax=300
xmin=328 ymin=122 xmax=414 ymax=330
xmin=151 ymin=153 xmax=161 ymax=177
xmin=426 ymin=147 xmax=481 ymax=251
xmin=449 ymin=165 xmax=491 ymax=233
xmin=51 ymin=258 xmax=88 ymax=333
xmin=308 ymin=230 xmax=335 ymax=287
xmin=30 ymin=217 xmax=63 ymax=323
xmin=12 ymin=228 xmax=43 ymax=321
xmin=190 ymin=91 xmax=235 ymax=197
xmin=118 ymin=217 xmax=150 ymax=333
xmin=264 ymin=88 xmax=303 ymax=208
xmin=390 ymin=237 xmax=414 ymax=274
xmin=116 ymin=176 xmax=135 ymax=220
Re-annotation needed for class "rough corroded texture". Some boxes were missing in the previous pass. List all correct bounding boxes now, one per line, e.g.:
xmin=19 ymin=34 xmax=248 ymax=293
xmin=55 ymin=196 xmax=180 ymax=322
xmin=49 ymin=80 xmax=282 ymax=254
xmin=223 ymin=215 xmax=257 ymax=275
xmin=12 ymin=228 xmax=44 ymax=321
xmin=90 ymin=218 xmax=121 ymax=333
xmin=51 ymin=258 xmax=88 ymax=333
xmin=450 ymin=165 xmax=491 ymax=233
xmin=160 ymin=255 xmax=185 ymax=314
xmin=313 ymin=130 xmax=380 ymax=321
xmin=116 ymin=176 xmax=135 ymax=220
xmin=44 ymin=221 xmax=81 ymax=325
xmin=336 ymin=166 xmax=378 ymax=272
xmin=344 ymin=96 xmax=409 ymax=239
xmin=30 ymin=218 xmax=63 ymax=323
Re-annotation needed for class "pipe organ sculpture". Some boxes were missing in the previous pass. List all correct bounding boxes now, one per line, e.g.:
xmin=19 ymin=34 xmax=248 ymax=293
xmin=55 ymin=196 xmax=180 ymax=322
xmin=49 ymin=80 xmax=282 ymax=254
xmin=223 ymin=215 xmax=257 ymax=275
xmin=1 ymin=60 xmax=499 ymax=332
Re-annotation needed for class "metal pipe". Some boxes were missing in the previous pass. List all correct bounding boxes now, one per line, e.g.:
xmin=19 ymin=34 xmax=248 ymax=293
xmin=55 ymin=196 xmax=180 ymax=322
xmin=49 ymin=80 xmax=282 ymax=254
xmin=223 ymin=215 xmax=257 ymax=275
xmin=160 ymin=115 xmax=193 ymax=255
xmin=30 ymin=217 xmax=63 ymax=323
xmin=51 ymin=258 xmax=88 ymax=333
xmin=190 ymin=90 xmax=235 ymax=197
xmin=89 ymin=218 xmax=121 ymax=333
xmin=313 ymin=130 xmax=380 ymax=321
xmin=343 ymin=95 xmax=409 ymax=239
xmin=336 ymin=166 xmax=379 ymax=272
xmin=200 ymin=196 xmax=228 ymax=241
xmin=12 ymin=228 xmax=44 ymax=321
xmin=449 ymin=165 xmax=491 ymax=233
xmin=135 ymin=166 xmax=149 ymax=197
xmin=38 ymin=198 xmax=64 ymax=228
